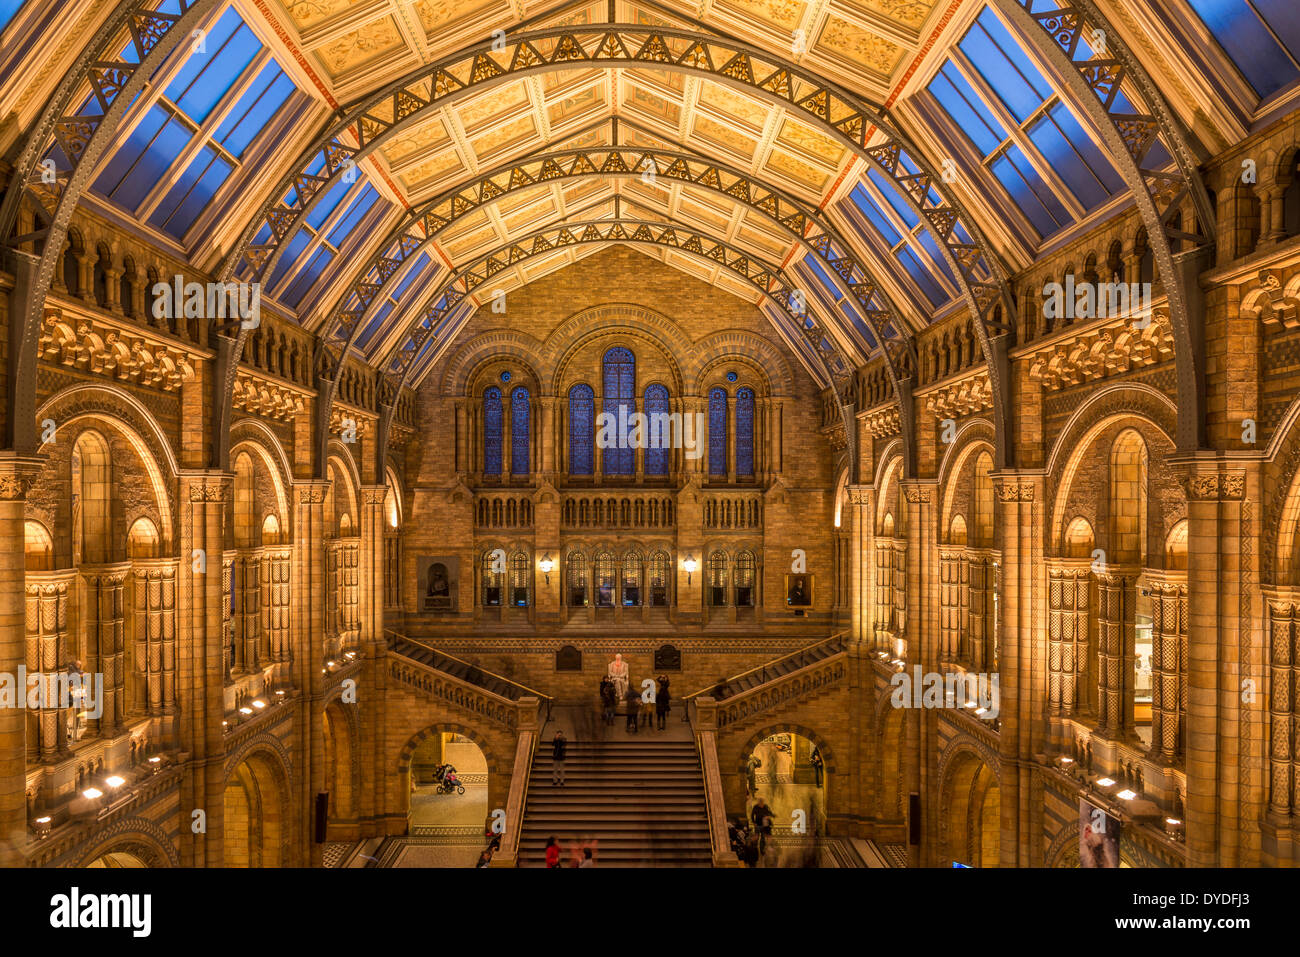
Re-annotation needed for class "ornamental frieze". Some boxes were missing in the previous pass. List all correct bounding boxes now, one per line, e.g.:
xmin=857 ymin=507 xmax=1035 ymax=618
xmin=298 ymin=485 xmax=327 ymax=504
xmin=923 ymin=371 xmax=993 ymax=420
xmin=39 ymin=311 xmax=196 ymax=393
xmin=188 ymin=483 xmax=229 ymax=503
xmin=1027 ymin=313 xmax=1172 ymax=392
xmin=1184 ymin=472 xmax=1246 ymax=501
xmin=995 ymin=481 xmax=1035 ymax=502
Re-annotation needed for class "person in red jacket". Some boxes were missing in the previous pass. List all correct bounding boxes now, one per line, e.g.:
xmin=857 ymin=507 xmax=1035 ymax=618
xmin=545 ymin=835 xmax=561 ymax=868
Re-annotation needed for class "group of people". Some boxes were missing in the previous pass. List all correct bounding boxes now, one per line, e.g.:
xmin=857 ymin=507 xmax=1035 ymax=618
xmin=598 ymin=673 xmax=671 ymax=731
xmin=728 ymin=795 xmax=774 ymax=867
xmin=544 ymin=836 xmax=596 ymax=868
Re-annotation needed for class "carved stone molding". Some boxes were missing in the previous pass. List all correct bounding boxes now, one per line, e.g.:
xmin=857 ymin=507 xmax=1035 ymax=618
xmin=187 ymin=483 xmax=229 ymax=503
xmin=362 ymin=487 xmax=386 ymax=505
xmin=862 ymin=406 xmax=900 ymax=438
xmin=994 ymin=481 xmax=1035 ymax=502
xmin=297 ymin=485 xmax=327 ymax=504
xmin=1184 ymin=471 xmax=1245 ymax=501
xmin=39 ymin=310 xmax=197 ymax=393
xmin=847 ymin=485 xmax=874 ymax=506
xmin=923 ymin=371 xmax=993 ymax=419
xmin=1027 ymin=313 xmax=1173 ymax=392
xmin=902 ymin=485 xmax=932 ymax=504
xmin=232 ymin=371 xmax=308 ymax=422
xmin=0 ymin=473 xmax=38 ymax=500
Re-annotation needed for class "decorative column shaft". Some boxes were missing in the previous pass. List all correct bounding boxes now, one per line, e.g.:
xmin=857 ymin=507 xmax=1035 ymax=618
xmin=1096 ymin=570 xmax=1135 ymax=739
xmin=261 ymin=547 xmax=292 ymax=687
xmin=1047 ymin=560 xmax=1090 ymax=719
xmin=938 ymin=549 xmax=965 ymax=665
xmin=82 ymin=565 xmax=129 ymax=735
xmin=1149 ymin=575 xmax=1188 ymax=763
xmin=131 ymin=560 xmax=177 ymax=717
xmin=235 ymin=550 xmax=261 ymax=673
xmin=24 ymin=573 xmax=74 ymax=760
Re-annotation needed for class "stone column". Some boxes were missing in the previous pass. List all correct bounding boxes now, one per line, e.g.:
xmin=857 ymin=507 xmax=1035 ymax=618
xmin=847 ymin=486 xmax=875 ymax=648
xmin=235 ymin=550 xmax=261 ymax=674
xmin=82 ymin=564 xmax=129 ymax=735
xmin=176 ymin=474 xmax=231 ymax=868
xmin=221 ymin=554 xmax=234 ymax=681
xmin=967 ymin=552 xmax=992 ymax=673
xmin=992 ymin=472 xmax=1047 ymax=868
xmin=0 ymin=456 xmax=41 ymax=865
xmin=294 ymin=481 xmax=329 ymax=867
xmin=1046 ymin=560 xmax=1091 ymax=729
xmin=901 ymin=480 xmax=937 ymax=866
xmin=131 ymin=560 xmax=177 ymax=719
xmin=261 ymin=547 xmax=292 ymax=688
xmin=1262 ymin=589 xmax=1298 ymax=863
xmin=359 ymin=486 xmax=387 ymax=833
xmin=24 ymin=572 xmax=74 ymax=760
xmin=1095 ymin=569 xmax=1137 ymax=741
xmin=938 ymin=549 xmax=964 ymax=665
xmin=1147 ymin=573 xmax=1187 ymax=764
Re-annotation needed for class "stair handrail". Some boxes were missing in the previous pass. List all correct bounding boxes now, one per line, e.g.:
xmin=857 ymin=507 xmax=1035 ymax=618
xmin=387 ymin=629 xmax=554 ymax=713
xmin=681 ymin=631 xmax=847 ymax=705
xmin=493 ymin=696 xmax=542 ymax=867
xmin=692 ymin=699 xmax=741 ymax=867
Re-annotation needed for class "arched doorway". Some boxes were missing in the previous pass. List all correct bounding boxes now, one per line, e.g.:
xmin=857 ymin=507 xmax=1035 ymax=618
xmin=223 ymin=751 xmax=290 ymax=867
xmin=323 ymin=703 xmax=356 ymax=838
xmin=408 ymin=731 xmax=488 ymax=833
xmin=940 ymin=750 xmax=1000 ymax=868
xmin=85 ymin=850 xmax=148 ymax=867
xmin=742 ymin=731 xmax=828 ymax=866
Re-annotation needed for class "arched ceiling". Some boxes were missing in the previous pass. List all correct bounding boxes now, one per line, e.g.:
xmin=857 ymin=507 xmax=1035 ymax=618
xmin=2 ymin=0 xmax=1276 ymax=463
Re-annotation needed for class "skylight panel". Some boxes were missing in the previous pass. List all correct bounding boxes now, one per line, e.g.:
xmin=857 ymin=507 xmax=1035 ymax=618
xmin=164 ymin=8 xmax=259 ymax=124
xmin=280 ymin=245 xmax=334 ymax=309
xmin=268 ymin=228 xmax=312 ymax=289
xmin=929 ymin=62 xmax=1006 ymax=156
xmin=896 ymin=246 xmax=947 ymax=308
xmin=1027 ymin=102 xmax=1123 ymax=208
xmin=959 ymin=8 xmax=1053 ymax=123
xmin=850 ymin=185 xmax=903 ymax=246
xmin=1187 ymin=0 xmax=1300 ymax=99
xmin=327 ymin=186 xmax=381 ymax=246
xmin=867 ymin=167 xmax=919 ymax=229
xmin=991 ymin=144 xmax=1069 ymax=236
xmin=216 ymin=62 xmax=295 ymax=157
xmin=0 ymin=0 xmax=25 ymax=35
xmin=94 ymin=105 xmax=192 ymax=210
xmin=147 ymin=147 xmax=233 ymax=238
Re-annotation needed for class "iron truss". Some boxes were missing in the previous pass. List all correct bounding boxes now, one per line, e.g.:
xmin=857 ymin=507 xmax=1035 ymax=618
xmin=0 ymin=0 xmax=222 ymax=451
xmin=370 ymin=217 xmax=859 ymax=465
xmin=991 ymin=0 xmax=1215 ymax=452
xmin=311 ymin=142 xmax=922 ymax=471
xmin=223 ymin=24 xmax=1017 ymax=471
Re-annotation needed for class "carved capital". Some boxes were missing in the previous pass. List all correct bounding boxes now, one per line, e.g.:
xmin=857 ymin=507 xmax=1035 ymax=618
xmin=188 ymin=483 xmax=229 ymax=503
xmin=994 ymin=480 xmax=1035 ymax=503
xmin=846 ymin=485 xmax=873 ymax=505
xmin=1184 ymin=471 xmax=1245 ymax=501
xmin=902 ymin=485 xmax=931 ymax=504
xmin=298 ymin=485 xmax=327 ymax=504
xmin=362 ymin=487 xmax=387 ymax=505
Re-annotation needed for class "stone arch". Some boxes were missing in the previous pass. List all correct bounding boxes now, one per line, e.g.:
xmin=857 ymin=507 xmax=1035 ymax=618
xmin=938 ymin=419 xmax=996 ymax=543
xmin=230 ymin=419 xmax=294 ymax=534
xmin=876 ymin=452 xmax=904 ymax=536
xmin=690 ymin=329 xmax=794 ymax=396
xmin=223 ymin=744 xmax=292 ymax=868
xmin=443 ymin=332 xmax=546 ymax=398
xmin=1046 ymin=385 xmax=1177 ymax=555
xmin=937 ymin=740 xmax=1002 ymax=868
xmin=734 ymin=723 xmax=836 ymax=775
xmin=545 ymin=303 xmax=691 ymax=396
xmin=396 ymin=722 xmax=501 ymax=776
xmin=73 ymin=816 xmax=180 ymax=868
xmin=323 ymin=699 xmax=360 ymax=826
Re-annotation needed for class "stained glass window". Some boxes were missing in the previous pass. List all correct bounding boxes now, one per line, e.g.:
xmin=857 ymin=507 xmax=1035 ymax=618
xmin=509 ymin=551 xmax=530 ymax=606
xmin=481 ymin=549 xmax=503 ymax=606
xmin=511 ymin=387 xmax=530 ymax=476
xmin=569 ymin=384 xmax=594 ymax=476
xmin=644 ymin=383 xmax=670 ymax=476
xmin=602 ymin=347 xmax=635 ymax=475
xmin=708 ymin=388 xmax=728 ymax=476
xmin=483 ymin=387 xmax=502 ymax=476
xmin=735 ymin=388 xmax=755 ymax=477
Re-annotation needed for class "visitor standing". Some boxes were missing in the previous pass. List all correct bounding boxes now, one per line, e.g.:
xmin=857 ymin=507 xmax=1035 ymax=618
xmin=624 ymin=683 xmax=639 ymax=732
xmin=655 ymin=675 xmax=671 ymax=730
xmin=545 ymin=835 xmax=561 ymax=868
xmin=744 ymin=754 xmax=761 ymax=795
xmin=810 ymin=746 xmax=824 ymax=787
xmin=600 ymin=676 xmax=616 ymax=725
xmin=551 ymin=730 xmax=567 ymax=786
xmin=751 ymin=795 xmax=773 ymax=856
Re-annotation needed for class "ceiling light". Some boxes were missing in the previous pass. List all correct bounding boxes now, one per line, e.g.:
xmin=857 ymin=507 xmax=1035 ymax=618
xmin=1116 ymin=789 xmax=1137 ymax=801
xmin=1095 ymin=777 xmax=1116 ymax=787
xmin=82 ymin=788 xmax=102 ymax=800
xmin=104 ymin=775 xmax=125 ymax=788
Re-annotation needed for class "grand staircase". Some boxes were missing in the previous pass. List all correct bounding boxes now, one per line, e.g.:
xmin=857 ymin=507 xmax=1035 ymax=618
xmin=519 ymin=733 xmax=713 ymax=867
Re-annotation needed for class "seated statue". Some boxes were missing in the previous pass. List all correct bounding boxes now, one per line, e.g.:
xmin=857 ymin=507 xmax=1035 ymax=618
xmin=608 ymin=653 xmax=629 ymax=701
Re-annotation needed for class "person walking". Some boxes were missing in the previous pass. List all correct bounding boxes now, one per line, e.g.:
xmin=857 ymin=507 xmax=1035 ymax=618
xmin=655 ymin=675 xmax=671 ymax=730
xmin=551 ymin=730 xmax=567 ymax=786
xmin=639 ymin=681 xmax=656 ymax=729
xmin=545 ymin=835 xmax=561 ymax=868
xmin=624 ymin=683 xmax=639 ymax=733
xmin=751 ymin=795 xmax=774 ymax=857
xmin=810 ymin=746 xmax=824 ymax=787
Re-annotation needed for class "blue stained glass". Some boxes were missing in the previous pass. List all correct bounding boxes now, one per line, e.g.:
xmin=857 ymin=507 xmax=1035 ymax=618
xmin=511 ymin=387 xmax=530 ymax=476
xmin=735 ymin=388 xmax=755 ymax=477
xmin=1188 ymin=0 xmax=1300 ymax=98
xmin=569 ymin=384 xmax=594 ymax=476
xmin=708 ymin=388 xmax=727 ymax=477
xmin=483 ymin=387 xmax=503 ymax=476
xmin=644 ymin=384 xmax=670 ymax=476
xmin=602 ymin=347 xmax=635 ymax=475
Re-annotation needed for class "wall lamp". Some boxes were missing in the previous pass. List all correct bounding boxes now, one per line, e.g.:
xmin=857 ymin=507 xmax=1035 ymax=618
xmin=539 ymin=554 xmax=554 ymax=585
xmin=684 ymin=556 xmax=698 ymax=585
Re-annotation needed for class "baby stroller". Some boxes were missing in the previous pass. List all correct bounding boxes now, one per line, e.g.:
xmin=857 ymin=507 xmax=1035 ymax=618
xmin=434 ymin=763 xmax=465 ymax=796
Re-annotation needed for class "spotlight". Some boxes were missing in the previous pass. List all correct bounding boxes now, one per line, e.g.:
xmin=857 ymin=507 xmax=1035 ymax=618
xmin=239 ymin=706 xmax=253 ymax=715
xmin=539 ymin=554 xmax=554 ymax=585
xmin=82 ymin=788 xmax=103 ymax=800
xmin=33 ymin=816 xmax=52 ymax=839
xmin=683 ymin=556 xmax=697 ymax=584
xmin=1116 ymin=789 xmax=1137 ymax=801
xmin=1095 ymin=777 xmax=1116 ymax=788
xmin=104 ymin=775 xmax=125 ymax=789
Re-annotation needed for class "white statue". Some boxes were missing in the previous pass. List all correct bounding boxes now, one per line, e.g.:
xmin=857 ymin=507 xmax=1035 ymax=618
xmin=608 ymin=653 xmax=629 ymax=701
